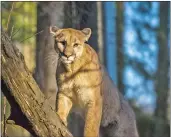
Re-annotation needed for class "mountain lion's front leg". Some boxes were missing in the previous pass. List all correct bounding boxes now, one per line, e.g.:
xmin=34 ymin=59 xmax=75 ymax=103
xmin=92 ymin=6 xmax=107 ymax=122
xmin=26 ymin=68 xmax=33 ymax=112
xmin=56 ymin=93 xmax=73 ymax=126
xmin=84 ymin=94 xmax=102 ymax=137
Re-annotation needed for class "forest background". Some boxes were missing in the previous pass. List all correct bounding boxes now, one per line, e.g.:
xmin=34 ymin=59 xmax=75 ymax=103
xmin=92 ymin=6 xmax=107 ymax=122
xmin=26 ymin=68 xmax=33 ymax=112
xmin=1 ymin=1 xmax=170 ymax=137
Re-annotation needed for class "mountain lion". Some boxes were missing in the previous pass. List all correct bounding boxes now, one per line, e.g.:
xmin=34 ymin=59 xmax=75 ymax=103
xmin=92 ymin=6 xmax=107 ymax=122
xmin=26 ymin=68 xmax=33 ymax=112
xmin=50 ymin=26 xmax=139 ymax=137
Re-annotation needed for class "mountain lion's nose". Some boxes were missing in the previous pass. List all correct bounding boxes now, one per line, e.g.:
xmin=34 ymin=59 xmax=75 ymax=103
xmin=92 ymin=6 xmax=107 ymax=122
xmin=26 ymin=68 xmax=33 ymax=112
xmin=63 ymin=48 xmax=73 ymax=58
xmin=63 ymin=52 xmax=72 ymax=58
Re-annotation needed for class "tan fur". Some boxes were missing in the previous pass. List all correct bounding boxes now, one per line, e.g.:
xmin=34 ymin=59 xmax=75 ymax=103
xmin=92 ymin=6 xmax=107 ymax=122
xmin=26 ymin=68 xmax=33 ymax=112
xmin=50 ymin=27 xmax=139 ymax=137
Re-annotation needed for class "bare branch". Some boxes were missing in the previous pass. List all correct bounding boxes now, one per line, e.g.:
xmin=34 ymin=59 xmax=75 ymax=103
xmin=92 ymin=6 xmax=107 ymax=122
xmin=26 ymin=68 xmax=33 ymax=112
xmin=6 ymin=2 xmax=15 ymax=31
xmin=20 ymin=30 xmax=44 ymax=43
xmin=10 ymin=25 xmax=14 ymax=39
xmin=11 ymin=28 xmax=21 ymax=38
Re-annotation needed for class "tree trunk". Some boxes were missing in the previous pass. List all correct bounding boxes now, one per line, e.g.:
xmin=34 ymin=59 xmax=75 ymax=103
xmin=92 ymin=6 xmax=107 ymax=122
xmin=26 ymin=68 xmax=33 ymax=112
xmin=78 ymin=2 xmax=99 ymax=53
xmin=1 ymin=30 xmax=73 ymax=137
xmin=35 ymin=2 xmax=65 ymax=109
xmin=96 ymin=2 xmax=104 ymax=64
xmin=116 ymin=2 xmax=124 ymax=94
xmin=153 ymin=2 xmax=170 ymax=137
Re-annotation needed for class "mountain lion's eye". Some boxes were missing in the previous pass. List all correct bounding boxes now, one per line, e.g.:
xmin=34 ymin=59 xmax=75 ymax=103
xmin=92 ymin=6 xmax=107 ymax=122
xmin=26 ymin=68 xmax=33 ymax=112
xmin=60 ymin=41 xmax=66 ymax=46
xmin=74 ymin=43 xmax=79 ymax=47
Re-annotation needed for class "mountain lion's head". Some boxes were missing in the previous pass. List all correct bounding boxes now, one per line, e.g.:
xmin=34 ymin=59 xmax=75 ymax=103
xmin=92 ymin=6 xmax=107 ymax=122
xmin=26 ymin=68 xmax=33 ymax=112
xmin=50 ymin=26 xmax=91 ymax=64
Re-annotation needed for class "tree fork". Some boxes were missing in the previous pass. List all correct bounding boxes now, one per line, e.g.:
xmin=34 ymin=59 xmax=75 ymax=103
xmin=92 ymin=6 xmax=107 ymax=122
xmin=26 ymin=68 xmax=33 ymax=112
xmin=1 ymin=29 xmax=73 ymax=137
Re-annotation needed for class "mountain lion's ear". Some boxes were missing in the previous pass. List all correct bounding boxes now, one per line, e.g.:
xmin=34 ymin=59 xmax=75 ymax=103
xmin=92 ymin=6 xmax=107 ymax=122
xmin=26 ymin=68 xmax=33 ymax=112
xmin=82 ymin=28 xmax=91 ymax=41
xmin=49 ymin=26 xmax=60 ymax=36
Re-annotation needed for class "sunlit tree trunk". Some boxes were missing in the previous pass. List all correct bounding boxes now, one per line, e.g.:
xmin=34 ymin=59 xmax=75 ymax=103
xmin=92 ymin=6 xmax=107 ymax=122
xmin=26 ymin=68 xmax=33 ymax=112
xmin=35 ymin=2 xmax=65 ymax=109
xmin=153 ymin=2 xmax=170 ymax=137
xmin=96 ymin=2 xmax=104 ymax=64
xmin=116 ymin=2 xmax=124 ymax=94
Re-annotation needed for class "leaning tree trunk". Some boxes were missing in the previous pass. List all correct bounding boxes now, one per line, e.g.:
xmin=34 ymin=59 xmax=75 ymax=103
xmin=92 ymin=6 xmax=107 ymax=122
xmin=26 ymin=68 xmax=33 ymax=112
xmin=35 ymin=2 xmax=65 ymax=109
xmin=1 ymin=30 xmax=73 ymax=137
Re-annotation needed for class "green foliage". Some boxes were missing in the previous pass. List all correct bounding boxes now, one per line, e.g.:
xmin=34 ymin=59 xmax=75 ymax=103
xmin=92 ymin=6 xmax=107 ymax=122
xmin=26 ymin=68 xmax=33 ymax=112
xmin=2 ymin=2 xmax=37 ymax=71
xmin=1 ymin=2 xmax=37 ymax=45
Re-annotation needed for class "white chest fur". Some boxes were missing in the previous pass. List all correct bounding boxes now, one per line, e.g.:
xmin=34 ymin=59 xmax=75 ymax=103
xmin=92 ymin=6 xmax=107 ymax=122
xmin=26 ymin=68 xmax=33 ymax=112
xmin=57 ymin=72 xmax=96 ymax=108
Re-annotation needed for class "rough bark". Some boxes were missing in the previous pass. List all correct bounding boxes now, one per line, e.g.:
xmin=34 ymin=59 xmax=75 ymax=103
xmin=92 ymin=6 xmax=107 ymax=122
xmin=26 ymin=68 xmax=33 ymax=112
xmin=1 ymin=30 xmax=73 ymax=137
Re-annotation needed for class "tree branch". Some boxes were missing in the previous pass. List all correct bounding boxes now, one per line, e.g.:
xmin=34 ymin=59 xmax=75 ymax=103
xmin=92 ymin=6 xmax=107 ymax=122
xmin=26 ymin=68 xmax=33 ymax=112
xmin=1 ymin=29 xmax=73 ymax=137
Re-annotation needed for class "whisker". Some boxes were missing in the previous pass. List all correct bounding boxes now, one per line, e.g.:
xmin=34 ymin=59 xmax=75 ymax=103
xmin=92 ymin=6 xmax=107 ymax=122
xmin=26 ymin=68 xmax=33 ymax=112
xmin=44 ymin=59 xmax=56 ymax=64
xmin=44 ymin=55 xmax=57 ymax=60
xmin=44 ymin=60 xmax=57 ymax=67
xmin=44 ymin=55 xmax=57 ymax=62
xmin=44 ymin=54 xmax=57 ymax=58
xmin=44 ymin=53 xmax=57 ymax=56
xmin=52 ymin=60 xmax=57 ymax=66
